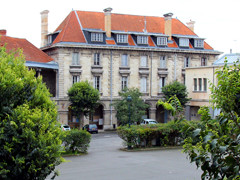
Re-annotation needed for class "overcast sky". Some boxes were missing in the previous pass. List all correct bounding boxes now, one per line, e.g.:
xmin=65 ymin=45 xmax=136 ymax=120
xmin=1 ymin=0 xmax=240 ymax=55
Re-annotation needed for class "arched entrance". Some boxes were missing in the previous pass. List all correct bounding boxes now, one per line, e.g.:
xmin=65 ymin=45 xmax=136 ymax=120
xmin=90 ymin=104 xmax=104 ymax=130
xmin=156 ymin=105 xmax=166 ymax=123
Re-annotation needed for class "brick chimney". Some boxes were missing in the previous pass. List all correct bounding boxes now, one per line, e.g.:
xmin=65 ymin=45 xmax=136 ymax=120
xmin=103 ymin=7 xmax=112 ymax=38
xmin=40 ymin=10 xmax=49 ymax=47
xmin=186 ymin=20 xmax=195 ymax=32
xmin=163 ymin=13 xmax=173 ymax=41
xmin=0 ymin=29 xmax=7 ymax=36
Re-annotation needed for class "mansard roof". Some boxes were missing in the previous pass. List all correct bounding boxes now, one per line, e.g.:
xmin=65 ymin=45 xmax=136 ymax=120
xmin=48 ymin=10 xmax=216 ymax=51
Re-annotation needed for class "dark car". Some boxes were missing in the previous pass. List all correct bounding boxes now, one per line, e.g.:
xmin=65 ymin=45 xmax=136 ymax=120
xmin=83 ymin=124 xmax=98 ymax=134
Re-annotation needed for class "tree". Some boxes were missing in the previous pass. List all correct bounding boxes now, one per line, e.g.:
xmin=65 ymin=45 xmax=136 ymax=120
xmin=0 ymin=46 xmax=62 ymax=179
xmin=113 ymin=88 xmax=149 ymax=126
xmin=68 ymin=81 xmax=100 ymax=127
xmin=162 ymin=81 xmax=190 ymax=106
xmin=183 ymin=61 xmax=240 ymax=179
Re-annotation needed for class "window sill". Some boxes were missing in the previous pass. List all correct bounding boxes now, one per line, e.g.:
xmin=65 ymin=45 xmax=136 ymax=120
xmin=192 ymin=91 xmax=207 ymax=93
xmin=70 ymin=65 xmax=82 ymax=69
xmin=119 ymin=66 xmax=130 ymax=70
xmin=91 ymin=65 xmax=103 ymax=69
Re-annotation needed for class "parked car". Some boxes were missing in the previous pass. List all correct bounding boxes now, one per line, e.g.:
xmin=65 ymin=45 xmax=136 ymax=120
xmin=61 ymin=124 xmax=71 ymax=131
xmin=83 ymin=124 xmax=98 ymax=134
xmin=141 ymin=119 xmax=158 ymax=125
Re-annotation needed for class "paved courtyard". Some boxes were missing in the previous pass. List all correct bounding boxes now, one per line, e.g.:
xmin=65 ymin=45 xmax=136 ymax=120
xmin=50 ymin=132 xmax=201 ymax=180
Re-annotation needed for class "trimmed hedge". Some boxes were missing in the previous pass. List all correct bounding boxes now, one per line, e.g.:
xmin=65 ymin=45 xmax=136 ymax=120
xmin=62 ymin=129 xmax=91 ymax=153
xmin=117 ymin=120 xmax=200 ymax=149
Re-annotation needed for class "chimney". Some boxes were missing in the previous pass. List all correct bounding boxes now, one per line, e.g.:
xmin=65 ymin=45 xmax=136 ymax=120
xmin=103 ymin=7 xmax=113 ymax=38
xmin=0 ymin=29 xmax=6 ymax=36
xmin=186 ymin=20 xmax=195 ymax=32
xmin=40 ymin=10 xmax=49 ymax=47
xmin=163 ymin=13 xmax=173 ymax=41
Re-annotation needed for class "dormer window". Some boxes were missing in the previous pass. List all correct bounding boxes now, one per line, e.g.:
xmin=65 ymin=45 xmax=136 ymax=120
xmin=137 ymin=36 xmax=148 ymax=45
xmin=194 ymin=39 xmax=204 ymax=48
xmin=47 ymin=35 xmax=52 ymax=44
xmin=157 ymin=37 xmax=167 ymax=46
xmin=179 ymin=38 xmax=189 ymax=47
xmin=117 ymin=34 xmax=128 ymax=43
xmin=91 ymin=33 xmax=103 ymax=42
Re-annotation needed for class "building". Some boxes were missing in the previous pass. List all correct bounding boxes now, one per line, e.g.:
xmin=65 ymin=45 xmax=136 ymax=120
xmin=0 ymin=29 xmax=58 ymax=96
xmin=40 ymin=8 xmax=220 ymax=129
xmin=185 ymin=53 xmax=240 ymax=120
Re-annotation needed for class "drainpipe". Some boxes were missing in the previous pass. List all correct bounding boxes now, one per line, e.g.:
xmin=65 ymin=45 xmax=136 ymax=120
xmin=150 ymin=52 xmax=153 ymax=97
xmin=110 ymin=50 xmax=113 ymax=126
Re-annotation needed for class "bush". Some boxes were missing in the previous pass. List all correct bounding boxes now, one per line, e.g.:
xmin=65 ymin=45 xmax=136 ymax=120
xmin=62 ymin=129 xmax=91 ymax=153
xmin=0 ymin=46 xmax=62 ymax=179
xmin=117 ymin=120 xmax=200 ymax=149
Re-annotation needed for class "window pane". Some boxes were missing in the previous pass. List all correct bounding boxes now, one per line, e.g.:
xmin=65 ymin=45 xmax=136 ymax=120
xmin=194 ymin=78 xmax=197 ymax=91
xmin=160 ymin=56 xmax=166 ymax=68
xmin=141 ymin=56 xmax=147 ymax=67
xmin=117 ymin=34 xmax=128 ymax=43
xmin=194 ymin=39 xmax=204 ymax=48
xmin=94 ymin=76 xmax=100 ymax=90
xmin=184 ymin=57 xmax=189 ymax=67
xmin=141 ymin=77 xmax=147 ymax=92
xmin=121 ymin=77 xmax=128 ymax=90
xmin=179 ymin=38 xmax=189 ymax=47
xmin=203 ymin=78 xmax=207 ymax=91
xmin=157 ymin=37 xmax=167 ymax=46
xmin=137 ymin=36 xmax=148 ymax=44
xmin=121 ymin=54 xmax=128 ymax=66
xmin=159 ymin=77 xmax=165 ymax=92
xmin=94 ymin=53 xmax=100 ymax=65
xmin=199 ymin=78 xmax=202 ymax=91
xmin=91 ymin=33 xmax=103 ymax=42
xmin=72 ymin=52 xmax=79 ymax=65
xmin=72 ymin=75 xmax=80 ymax=84
xmin=201 ymin=57 xmax=207 ymax=66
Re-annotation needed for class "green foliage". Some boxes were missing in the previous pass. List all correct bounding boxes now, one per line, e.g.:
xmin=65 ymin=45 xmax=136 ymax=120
xmin=68 ymin=81 xmax=100 ymax=125
xmin=162 ymin=81 xmax=190 ymax=106
xmin=0 ymin=46 xmax=62 ymax=179
xmin=117 ymin=120 xmax=199 ymax=149
xmin=113 ymin=88 xmax=149 ymax=126
xmin=183 ymin=61 xmax=240 ymax=180
xmin=62 ymin=129 xmax=91 ymax=153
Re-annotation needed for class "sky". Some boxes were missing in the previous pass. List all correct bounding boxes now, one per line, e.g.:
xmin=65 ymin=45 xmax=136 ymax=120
xmin=1 ymin=0 xmax=240 ymax=55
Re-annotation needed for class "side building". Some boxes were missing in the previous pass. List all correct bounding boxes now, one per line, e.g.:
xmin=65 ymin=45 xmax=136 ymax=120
xmin=40 ymin=8 xmax=220 ymax=129
xmin=0 ymin=29 xmax=58 ymax=98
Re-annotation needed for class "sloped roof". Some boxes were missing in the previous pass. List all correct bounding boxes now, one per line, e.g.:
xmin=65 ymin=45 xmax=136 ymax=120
xmin=52 ymin=10 xmax=213 ymax=50
xmin=0 ymin=35 xmax=53 ymax=63
xmin=213 ymin=53 xmax=240 ymax=65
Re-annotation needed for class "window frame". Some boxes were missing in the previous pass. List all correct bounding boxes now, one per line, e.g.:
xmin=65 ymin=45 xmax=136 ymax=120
xmin=72 ymin=75 xmax=80 ymax=84
xmin=194 ymin=39 xmax=204 ymax=48
xmin=201 ymin=57 xmax=207 ymax=66
xmin=121 ymin=76 xmax=128 ymax=90
xmin=157 ymin=37 xmax=167 ymax=46
xmin=184 ymin=57 xmax=190 ymax=68
xmin=140 ymin=55 xmax=148 ymax=67
xmin=94 ymin=53 xmax=100 ymax=66
xmin=159 ymin=77 xmax=166 ymax=93
xmin=93 ymin=76 xmax=101 ymax=91
xmin=121 ymin=54 xmax=128 ymax=67
xmin=91 ymin=33 xmax=103 ymax=42
xmin=194 ymin=78 xmax=197 ymax=91
xmin=137 ymin=36 xmax=148 ymax=45
xmin=117 ymin=34 xmax=128 ymax=43
xmin=159 ymin=56 xmax=166 ymax=68
xmin=72 ymin=52 xmax=80 ymax=65
xmin=179 ymin=38 xmax=189 ymax=47
xmin=140 ymin=77 xmax=147 ymax=93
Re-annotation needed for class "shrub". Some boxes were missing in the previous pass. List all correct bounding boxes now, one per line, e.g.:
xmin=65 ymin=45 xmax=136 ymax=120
xmin=62 ymin=129 xmax=91 ymax=153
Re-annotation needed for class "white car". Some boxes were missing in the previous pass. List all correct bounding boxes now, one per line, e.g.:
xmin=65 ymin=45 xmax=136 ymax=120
xmin=141 ymin=119 xmax=158 ymax=125
xmin=61 ymin=124 xmax=71 ymax=131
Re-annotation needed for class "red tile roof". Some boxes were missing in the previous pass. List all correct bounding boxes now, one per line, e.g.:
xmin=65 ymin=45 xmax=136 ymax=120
xmin=53 ymin=10 xmax=213 ymax=50
xmin=0 ymin=35 xmax=53 ymax=63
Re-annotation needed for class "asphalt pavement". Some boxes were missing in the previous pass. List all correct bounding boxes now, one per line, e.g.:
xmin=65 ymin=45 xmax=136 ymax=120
xmin=48 ymin=131 xmax=202 ymax=180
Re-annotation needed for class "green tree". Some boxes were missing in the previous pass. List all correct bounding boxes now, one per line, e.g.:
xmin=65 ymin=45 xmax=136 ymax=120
xmin=113 ymin=88 xmax=149 ymax=126
xmin=0 ymin=46 xmax=62 ymax=179
xmin=183 ymin=61 xmax=240 ymax=179
xmin=68 ymin=81 xmax=100 ymax=127
xmin=162 ymin=81 xmax=190 ymax=106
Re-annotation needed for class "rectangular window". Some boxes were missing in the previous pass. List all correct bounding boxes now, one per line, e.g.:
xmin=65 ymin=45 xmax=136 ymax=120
xmin=91 ymin=33 xmax=103 ymax=42
xmin=121 ymin=76 xmax=128 ymax=90
xmin=140 ymin=55 xmax=148 ymax=67
xmin=140 ymin=77 xmax=147 ymax=93
xmin=137 ymin=36 xmax=148 ymax=44
xmin=72 ymin=75 xmax=80 ymax=84
xmin=121 ymin=54 xmax=128 ymax=66
xmin=194 ymin=78 xmax=197 ymax=91
xmin=159 ymin=77 xmax=166 ymax=92
xmin=93 ymin=76 xmax=100 ymax=91
xmin=117 ymin=34 xmax=128 ymax=43
xmin=72 ymin=52 xmax=79 ymax=65
xmin=179 ymin=38 xmax=189 ymax=47
xmin=47 ymin=35 xmax=52 ymax=44
xmin=94 ymin=53 xmax=100 ymax=65
xmin=194 ymin=39 xmax=204 ymax=48
xmin=160 ymin=56 xmax=166 ymax=68
xmin=201 ymin=57 xmax=207 ymax=66
xmin=157 ymin=37 xmax=167 ymax=46
xmin=203 ymin=78 xmax=207 ymax=91
xmin=199 ymin=78 xmax=202 ymax=91
xmin=184 ymin=57 xmax=190 ymax=68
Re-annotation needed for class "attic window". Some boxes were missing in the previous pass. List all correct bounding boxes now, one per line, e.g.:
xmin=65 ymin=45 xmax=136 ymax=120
xmin=117 ymin=34 xmax=128 ymax=43
xmin=91 ymin=33 xmax=103 ymax=42
xmin=179 ymin=38 xmax=189 ymax=47
xmin=194 ymin=39 xmax=204 ymax=48
xmin=137 ymin=36 xmax=148 ymax=45
xmin=47 ymin=35 xmax=52 ymax=44
xmin=157 ymin=37 xmax=167 ymax=46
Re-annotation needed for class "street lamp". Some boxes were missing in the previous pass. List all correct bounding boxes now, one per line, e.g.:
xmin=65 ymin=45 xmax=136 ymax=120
xmin=127 ymin=95 xmax=132 ymax=127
